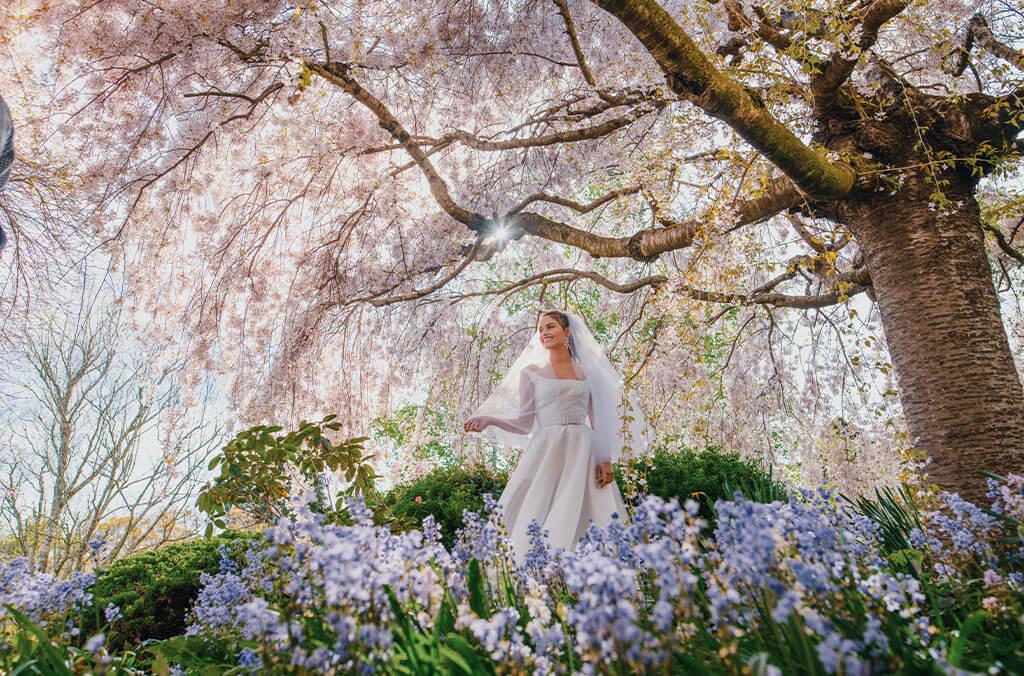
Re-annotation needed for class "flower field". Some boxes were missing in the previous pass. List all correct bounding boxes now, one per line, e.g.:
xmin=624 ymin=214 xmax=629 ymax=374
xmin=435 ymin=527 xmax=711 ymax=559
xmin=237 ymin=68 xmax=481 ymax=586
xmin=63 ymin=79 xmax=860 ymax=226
xmin=2 ymin=476 xmax=1022 ymax=674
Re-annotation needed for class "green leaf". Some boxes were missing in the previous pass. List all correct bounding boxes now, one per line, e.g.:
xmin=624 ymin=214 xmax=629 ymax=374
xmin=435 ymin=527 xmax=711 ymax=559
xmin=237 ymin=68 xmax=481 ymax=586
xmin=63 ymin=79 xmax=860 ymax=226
xmin=467 ymin=558 xmax=489 ymax=619
xmin=3 ymin=605 xmax=74 ymax=675
xmin=434 ymin=590 xmax=457 ymax=638
xmin=438 ymin=644 xmax=474 ymax=674
xmin=442 ymin=634 xmax=490 ymax=674
xmin=948 ymin=610 xmax=987 ymax=667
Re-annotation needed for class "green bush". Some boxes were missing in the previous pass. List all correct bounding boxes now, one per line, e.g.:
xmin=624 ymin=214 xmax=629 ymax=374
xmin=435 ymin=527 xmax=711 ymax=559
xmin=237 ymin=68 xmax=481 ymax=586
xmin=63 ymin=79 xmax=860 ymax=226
xmin=375 ymin=446 xmax=784 ymax=544
xmin=79 ymin=530 xmax=261 ymax=648
xmin=372 ymin=465 xmax=508 ymax=547
xmin=633 ymin=446 xmax=786 ymax=526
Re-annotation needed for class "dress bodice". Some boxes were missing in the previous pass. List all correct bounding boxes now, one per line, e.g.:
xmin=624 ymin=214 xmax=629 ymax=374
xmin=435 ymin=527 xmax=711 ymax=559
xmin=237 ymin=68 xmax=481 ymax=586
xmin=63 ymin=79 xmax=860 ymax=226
xmin=524 ymin=370 xmax=591 ymax=428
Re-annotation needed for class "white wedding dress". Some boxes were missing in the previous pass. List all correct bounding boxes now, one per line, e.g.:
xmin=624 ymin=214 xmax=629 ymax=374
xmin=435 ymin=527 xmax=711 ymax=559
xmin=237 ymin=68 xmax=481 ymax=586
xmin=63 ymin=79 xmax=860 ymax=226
xmin=496 ymin=366 xmax=628 ymax=565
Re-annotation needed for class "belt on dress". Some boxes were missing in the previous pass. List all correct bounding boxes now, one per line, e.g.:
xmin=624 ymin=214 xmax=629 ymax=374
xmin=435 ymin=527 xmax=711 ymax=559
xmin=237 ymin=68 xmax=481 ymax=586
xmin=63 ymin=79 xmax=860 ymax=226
xmin=540 ymin=413 xmax=587 ymax=427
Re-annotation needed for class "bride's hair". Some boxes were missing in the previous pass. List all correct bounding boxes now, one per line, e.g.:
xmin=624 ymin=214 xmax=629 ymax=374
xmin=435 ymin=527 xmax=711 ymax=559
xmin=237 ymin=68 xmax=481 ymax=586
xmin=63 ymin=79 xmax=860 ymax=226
xmin=538 ymin=309 xmax=578 ymax=361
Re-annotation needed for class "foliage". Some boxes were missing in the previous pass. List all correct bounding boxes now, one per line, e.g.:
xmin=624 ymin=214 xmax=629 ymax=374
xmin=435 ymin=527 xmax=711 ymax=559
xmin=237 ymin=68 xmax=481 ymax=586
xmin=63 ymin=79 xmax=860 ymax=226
xmin=197 ymin=416 xmax=376 ymax=535
xmin=844 ymin=483 xmax=925 ymax=556
xmin=0 ymin=557 xmax=139 ymax=673
xmin=624 ymin=445 xmax=787 ymax=526
xmin=371 ymin=464 xmax=509 ymax=547
xmin=1 ymin=606 xmax=146 ymax=675
xmin=372 ymin=402 xmax=462 ymax=471
xmin=77 ymin=530 xmax=261 ymax=650
xmin=373 ymin=446 xmax=779 ymax=546
xmin=4 ymin=474 xmax=1024 ymax=673
xmin=138 ymin=475 xmax=1024 ymax=674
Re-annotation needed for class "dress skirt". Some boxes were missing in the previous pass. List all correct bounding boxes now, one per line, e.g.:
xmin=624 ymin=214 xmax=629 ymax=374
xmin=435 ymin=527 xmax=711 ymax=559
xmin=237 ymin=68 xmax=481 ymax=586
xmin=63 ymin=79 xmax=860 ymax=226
xmin=497 ymin=422 xmax=628 ymax=565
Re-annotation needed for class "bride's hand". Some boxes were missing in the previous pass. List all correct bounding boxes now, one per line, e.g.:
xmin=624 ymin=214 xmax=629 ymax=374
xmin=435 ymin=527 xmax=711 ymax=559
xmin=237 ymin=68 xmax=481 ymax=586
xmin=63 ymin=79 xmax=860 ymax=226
xmin=595 ymin=461 xmax=614 ymax=488
xmin=463 ymin=416 xmax=490 ymax=433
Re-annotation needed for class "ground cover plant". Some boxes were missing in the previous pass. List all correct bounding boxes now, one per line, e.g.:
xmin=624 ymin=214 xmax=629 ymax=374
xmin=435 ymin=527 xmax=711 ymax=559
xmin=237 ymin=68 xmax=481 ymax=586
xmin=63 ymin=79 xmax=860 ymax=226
xmin=2 ymin=472 xmax=1021 ymax=674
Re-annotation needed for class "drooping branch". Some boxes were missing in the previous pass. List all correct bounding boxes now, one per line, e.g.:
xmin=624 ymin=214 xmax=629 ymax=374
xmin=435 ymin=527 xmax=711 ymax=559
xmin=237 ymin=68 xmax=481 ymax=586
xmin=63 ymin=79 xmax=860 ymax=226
xmin=453 ymin=267 xmax=668 ymax=303
xmin=307 ymin=60 xmax=486 ymax=230
xmin=590 ymin=0 xmax=855 ymax=201
xmin=346 ymin=238 xmax=486 ymax=306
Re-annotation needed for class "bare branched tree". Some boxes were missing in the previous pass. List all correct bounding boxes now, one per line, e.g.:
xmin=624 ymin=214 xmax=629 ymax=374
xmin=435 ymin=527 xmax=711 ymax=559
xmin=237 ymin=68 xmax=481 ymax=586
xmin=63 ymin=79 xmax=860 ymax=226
xmin=0 ymin=310 xmax=221 ymax=574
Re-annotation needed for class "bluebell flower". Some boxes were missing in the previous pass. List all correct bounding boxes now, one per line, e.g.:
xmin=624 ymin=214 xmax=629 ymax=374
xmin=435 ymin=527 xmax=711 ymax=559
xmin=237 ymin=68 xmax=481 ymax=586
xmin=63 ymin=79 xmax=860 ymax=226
xmin=104 ymin=602 xmax=122 ymax=623
xmin=84 ymin=633 xmax=105 ymax=654
xmin=238 ymin=647 xmax=262 ymax=670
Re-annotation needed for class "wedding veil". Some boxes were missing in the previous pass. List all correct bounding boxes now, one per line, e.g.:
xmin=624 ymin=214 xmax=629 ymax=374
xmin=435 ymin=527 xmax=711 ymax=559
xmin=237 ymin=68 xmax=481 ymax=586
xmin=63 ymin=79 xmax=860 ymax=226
xmin=471 ymin=311 xmax=652 ymax=463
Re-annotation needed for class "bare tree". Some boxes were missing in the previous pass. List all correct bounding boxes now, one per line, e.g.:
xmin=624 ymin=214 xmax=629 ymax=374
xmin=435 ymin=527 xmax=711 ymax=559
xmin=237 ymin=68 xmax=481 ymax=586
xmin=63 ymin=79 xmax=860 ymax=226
xmin=0 ymin=310 xmax=220 ymax=574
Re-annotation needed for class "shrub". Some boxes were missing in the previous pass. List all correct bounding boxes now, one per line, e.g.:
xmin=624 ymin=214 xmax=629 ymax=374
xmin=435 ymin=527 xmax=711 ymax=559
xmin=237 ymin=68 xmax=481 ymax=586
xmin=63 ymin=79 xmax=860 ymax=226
xmin=632 ymin=445 xmax=786 ymax=526
xmin=198 ymin=416 xmax=376 ymax=535
xmin=372 ymin=465 xmax=508 ymax=546
xmin=78 ymin=530 xmax=261 ymax=648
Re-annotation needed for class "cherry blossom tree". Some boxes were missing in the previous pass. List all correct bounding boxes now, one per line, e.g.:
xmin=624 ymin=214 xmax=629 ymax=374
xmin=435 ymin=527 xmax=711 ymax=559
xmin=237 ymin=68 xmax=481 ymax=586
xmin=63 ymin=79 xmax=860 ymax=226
xmin=16 ymin=0 xmax=1024 ymax=498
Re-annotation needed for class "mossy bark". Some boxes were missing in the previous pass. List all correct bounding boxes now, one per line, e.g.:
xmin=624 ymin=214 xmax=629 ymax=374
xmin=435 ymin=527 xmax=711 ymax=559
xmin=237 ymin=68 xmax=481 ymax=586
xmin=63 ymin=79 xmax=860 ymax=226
xmin=593 ymin=0 xmax=855 ymax=200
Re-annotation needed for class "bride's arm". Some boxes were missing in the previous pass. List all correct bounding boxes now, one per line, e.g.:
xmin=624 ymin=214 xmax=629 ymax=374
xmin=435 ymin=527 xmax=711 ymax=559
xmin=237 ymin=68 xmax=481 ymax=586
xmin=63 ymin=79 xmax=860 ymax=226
xmin=465 ymin=371 xmax=536 ymax=434
xmin=589 ymin=389 xmax=615 ymax=487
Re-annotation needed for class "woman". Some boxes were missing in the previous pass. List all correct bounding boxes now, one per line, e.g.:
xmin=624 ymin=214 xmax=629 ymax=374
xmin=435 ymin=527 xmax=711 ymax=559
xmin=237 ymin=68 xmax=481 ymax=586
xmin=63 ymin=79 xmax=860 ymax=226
xmin=463 ymin=310 xmax=651 ymax=564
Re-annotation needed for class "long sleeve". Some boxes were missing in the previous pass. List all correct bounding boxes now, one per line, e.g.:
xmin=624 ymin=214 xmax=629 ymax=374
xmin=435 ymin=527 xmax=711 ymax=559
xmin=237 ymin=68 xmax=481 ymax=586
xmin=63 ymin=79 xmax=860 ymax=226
xmin=485 ymin=370 xmax=536 ymax=435
xmin=588 ymin=388 xmax=613 ymax=464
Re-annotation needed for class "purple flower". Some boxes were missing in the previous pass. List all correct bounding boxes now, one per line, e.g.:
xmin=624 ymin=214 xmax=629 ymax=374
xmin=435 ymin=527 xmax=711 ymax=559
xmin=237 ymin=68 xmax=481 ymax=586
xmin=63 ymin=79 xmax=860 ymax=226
xmin=238 ymin=647 xmax=262 ymax=670
xmin=104 ymin=602 xmax=122 ymax=623
xmin=84 ymin=633 xmax=105 ymax=653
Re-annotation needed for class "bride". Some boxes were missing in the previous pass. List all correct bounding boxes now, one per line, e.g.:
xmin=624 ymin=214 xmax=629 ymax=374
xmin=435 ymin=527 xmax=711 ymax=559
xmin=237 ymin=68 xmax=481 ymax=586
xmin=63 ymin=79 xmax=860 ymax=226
xmin=463 ymin=310 xmax=651 ymax=564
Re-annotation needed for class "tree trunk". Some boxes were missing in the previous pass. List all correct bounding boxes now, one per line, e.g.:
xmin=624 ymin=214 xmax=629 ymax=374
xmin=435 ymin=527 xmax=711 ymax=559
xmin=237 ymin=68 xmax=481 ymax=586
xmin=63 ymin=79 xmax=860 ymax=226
xmin=842 ymin=174 xmax=1024 ymax=502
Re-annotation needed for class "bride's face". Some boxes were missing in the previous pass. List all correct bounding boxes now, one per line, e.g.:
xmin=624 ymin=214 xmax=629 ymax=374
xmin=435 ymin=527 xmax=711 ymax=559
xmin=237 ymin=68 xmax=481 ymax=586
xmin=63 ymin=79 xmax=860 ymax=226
xmin=537 ymin=315 xmax=569 ymax=351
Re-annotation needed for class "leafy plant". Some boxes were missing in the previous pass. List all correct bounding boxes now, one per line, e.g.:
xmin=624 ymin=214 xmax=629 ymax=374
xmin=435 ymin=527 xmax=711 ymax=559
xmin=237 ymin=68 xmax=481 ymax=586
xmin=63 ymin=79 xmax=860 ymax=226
xmin=626 ymin=446 xmax=786 ymax=527
xmin=375 ymin=447 xmax=783 ymax=544
xmin=385 ymin=581 xmax=497 ymax=675
xmin=1 ymin=605 xmax=145 ymax=675
xmin=77 ymin=530 xmax=260 ymax=650
xmin=197 ymin=415 xmax=376 ymax=534
xmin=843 ymin=483 xmax=923 ymax=556
xmin=372 ymin=464 xmax=509 ymax=547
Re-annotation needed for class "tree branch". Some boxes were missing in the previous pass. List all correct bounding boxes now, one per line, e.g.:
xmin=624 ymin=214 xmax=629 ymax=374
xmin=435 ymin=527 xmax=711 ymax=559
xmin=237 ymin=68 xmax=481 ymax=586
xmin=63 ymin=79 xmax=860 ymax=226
xmin=811 ymin=0 xmax=911 ymax=112
xmin=415 ymin=105 xmax=664 ymax=152
xmin=786 ymin=214 xmax=850 ymax=253
xmin=511 ymin=185 xmax=641 ymax=214
xmin=347 ymin=238 xmax=486 ymax=306
xmin=591 ymin=0 xmax=855 ymax=200
xmin=675 ymin=281 xmax=868 ymax=309
xmin=954 ymin=14 xmax=1024 ymax=73
xmin=721 ymin=1 xmax=828 ymax=71
xmin=452 ymin=267 xmax=668 ymax=304
xmin=307 ymin=60 xmax=486 ymax=231
xmin=553 ymin=0 xmax=599 ymax=88
xmin=984 ymin=222 xmax=1024 ymax=265
xmin=509 ymin=174 xmax=803 ymax=260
